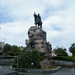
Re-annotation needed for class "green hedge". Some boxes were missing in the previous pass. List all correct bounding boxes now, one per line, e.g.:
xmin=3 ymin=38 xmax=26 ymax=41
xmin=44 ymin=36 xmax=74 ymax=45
xmin=52 ymin=56 xmax=75 ymax=62
xmin=0 ymin=52 xmax=3 ymax=55
xmin=13 ymin=50 xmax=44 ymax=69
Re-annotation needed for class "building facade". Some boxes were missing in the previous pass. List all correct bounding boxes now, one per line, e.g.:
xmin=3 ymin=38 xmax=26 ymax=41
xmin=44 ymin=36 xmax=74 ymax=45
xmin=0 ymin=42 xmax=5 ymax=48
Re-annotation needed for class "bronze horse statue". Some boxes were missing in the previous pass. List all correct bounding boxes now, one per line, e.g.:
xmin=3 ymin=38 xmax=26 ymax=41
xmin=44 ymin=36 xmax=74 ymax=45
xmin=33 ymin=12 xmax=42 ymax=28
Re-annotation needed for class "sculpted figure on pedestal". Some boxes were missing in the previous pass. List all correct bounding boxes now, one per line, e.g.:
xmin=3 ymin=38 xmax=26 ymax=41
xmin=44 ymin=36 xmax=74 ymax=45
xmin=33 ymin=12 xmax=42 ymax=28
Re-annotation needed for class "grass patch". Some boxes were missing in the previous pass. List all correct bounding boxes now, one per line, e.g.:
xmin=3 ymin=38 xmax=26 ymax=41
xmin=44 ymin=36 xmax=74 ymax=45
xmin=48 ymin=65 xmax=59 ymax=70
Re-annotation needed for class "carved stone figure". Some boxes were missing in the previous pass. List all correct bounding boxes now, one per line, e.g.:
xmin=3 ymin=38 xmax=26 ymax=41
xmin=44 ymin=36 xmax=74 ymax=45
xmin=33 ymin=12 xmax=42 ymax=28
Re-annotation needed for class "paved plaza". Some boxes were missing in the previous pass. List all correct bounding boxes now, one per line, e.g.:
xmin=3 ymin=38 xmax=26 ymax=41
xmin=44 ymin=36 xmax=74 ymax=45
xmin=0 ymin=68 xmax=18 ymax=75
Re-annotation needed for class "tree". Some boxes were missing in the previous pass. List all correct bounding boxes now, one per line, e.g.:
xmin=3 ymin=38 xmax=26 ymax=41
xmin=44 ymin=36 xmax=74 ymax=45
xmin=9 ymin=45 xmax=20 ymax=56
xmin=2 ymin=44 xmax=20 ymax=56
xmin=0 ymin=46 xmax=2 ymax=50
xmin=53 ymin=47 xmax=68 ymax=56
xmin=2 ymin=44 xmax=11 ymax=55
xmin=69 ymin=43 xmax=75 ymax=56
xmin=13 ymin=50 xmax=44 ymax=69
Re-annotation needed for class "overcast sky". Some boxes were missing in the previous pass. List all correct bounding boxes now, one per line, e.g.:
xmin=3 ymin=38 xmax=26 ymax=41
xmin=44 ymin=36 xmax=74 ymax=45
xmin=0 ymin=0 xmax=75 ymax=54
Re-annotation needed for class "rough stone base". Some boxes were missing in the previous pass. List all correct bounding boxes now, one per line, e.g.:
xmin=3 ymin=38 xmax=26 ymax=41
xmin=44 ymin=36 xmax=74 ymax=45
xmin=25 ymin=26 xmax=52 ymax=68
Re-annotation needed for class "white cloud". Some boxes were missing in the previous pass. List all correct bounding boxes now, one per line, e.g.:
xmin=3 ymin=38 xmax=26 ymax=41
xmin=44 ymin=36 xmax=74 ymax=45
xmin=42 ymin=0 xmax=65 ymax=8
xmin=0 ymin=0 xmax=75 ymax=56
xmin=0 ymin=21 xmax=28 ymax=46
xmin=0 ymin=0 xmax=45 ymax=20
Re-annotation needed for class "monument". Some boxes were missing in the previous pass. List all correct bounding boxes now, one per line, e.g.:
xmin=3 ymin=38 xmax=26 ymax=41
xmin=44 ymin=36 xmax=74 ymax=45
xmin=25 ymin=12 xmax=52 ymax=68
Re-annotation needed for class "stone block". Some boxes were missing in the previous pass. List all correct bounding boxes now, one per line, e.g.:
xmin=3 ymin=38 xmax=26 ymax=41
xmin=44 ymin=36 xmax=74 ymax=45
xmin=25 ymin=39 xmax=30 ymax=45
xmin=36 ymin=29 xmax=41 ymax=34
xmin=38 ymin=48 xmax=46 ymax=53
xmin=34 ymin=39 xmax=44 ymax=44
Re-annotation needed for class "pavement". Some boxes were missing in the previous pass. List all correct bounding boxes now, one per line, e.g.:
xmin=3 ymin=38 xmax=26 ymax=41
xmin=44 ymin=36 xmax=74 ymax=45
xmin=0 ymin=68 xmax=18 ymax=75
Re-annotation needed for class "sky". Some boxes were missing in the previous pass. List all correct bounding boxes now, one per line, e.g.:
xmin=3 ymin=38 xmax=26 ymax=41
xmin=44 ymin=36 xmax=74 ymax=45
xmin=0 ymin=0 xmax=75 ymax=55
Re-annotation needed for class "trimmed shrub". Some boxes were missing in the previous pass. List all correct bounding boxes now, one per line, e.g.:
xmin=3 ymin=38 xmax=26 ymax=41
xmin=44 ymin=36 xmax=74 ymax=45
xmin=52 ymin=56 xmax=75 ymax=62
xmin=0 ymin=52 xmax=3 ymax=55
xmin=13 ymin=50 xmax=44 ymax=69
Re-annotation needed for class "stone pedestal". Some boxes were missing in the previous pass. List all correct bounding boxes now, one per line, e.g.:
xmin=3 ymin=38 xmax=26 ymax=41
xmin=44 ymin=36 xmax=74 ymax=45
xmin=25 ymin=26 xmax=52 ymax=68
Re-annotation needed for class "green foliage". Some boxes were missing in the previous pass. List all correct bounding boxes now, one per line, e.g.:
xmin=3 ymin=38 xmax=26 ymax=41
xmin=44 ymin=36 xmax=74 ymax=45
xmin=53 ymin=47 xmax=68 ymax=56
xmin=7 ymin=52 xmax=15 ymax=56
xmin=9 ymin=45 xmax=20 ymax=56
xmin=13 ymin=50 xmax=44 ymax=69
xmin=0 ymin=52 xmax=3 ymax=55
xmin=22 ymin=47 xmax=26 ymax=51
xmin=69 ymin=43 xmax=75 ymax=56
xmin=2 ymin=44 xmax=20 ymax=56
xmin=2 ymin=44 xmax=11 ymax=54
xmin=12 ymin=57 xmax=17 ymax=68
xmin=52 ymin=56 xmax=75 ymax=62
xmin=0 ymin=46 xmax=2 ymax=50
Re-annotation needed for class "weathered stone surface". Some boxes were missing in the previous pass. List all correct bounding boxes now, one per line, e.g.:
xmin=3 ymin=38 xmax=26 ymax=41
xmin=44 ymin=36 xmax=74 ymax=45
xmin=25 ymin=39 xmax=30 ymax=45
xmin=28 ymin=26 xmax=46 ymax=40
xmin=25 ymin=26 xmax=52 ymax=68
xmin=40 ymin=58 xmax=51 ymax=69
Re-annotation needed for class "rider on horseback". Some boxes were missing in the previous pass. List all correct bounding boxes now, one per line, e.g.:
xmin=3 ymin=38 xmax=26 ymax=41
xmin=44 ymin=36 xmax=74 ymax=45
xmin=33 ymin=12 xmax=42 ymax=28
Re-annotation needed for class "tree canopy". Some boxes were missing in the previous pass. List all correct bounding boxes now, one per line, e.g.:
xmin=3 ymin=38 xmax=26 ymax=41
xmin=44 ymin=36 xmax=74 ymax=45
xmin=2 ymin=44 xmax=11 ymax=54
xmin=53 ymin=47 xmax=68 ymax=56
xmin=0 ymin=46 xmax=2 ymax=50
xmin=2 ymin=44 xmax=20 ymax=55
xmin=9 ymin=45 xmax=20 ymax=56
xmin=69 ymin=43 xmax=75 ymax=56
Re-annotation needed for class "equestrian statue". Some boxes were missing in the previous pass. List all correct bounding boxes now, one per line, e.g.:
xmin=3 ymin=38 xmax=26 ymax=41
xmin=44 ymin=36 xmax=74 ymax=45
xmin=33 ymin=12 xmax=42 ymax=28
